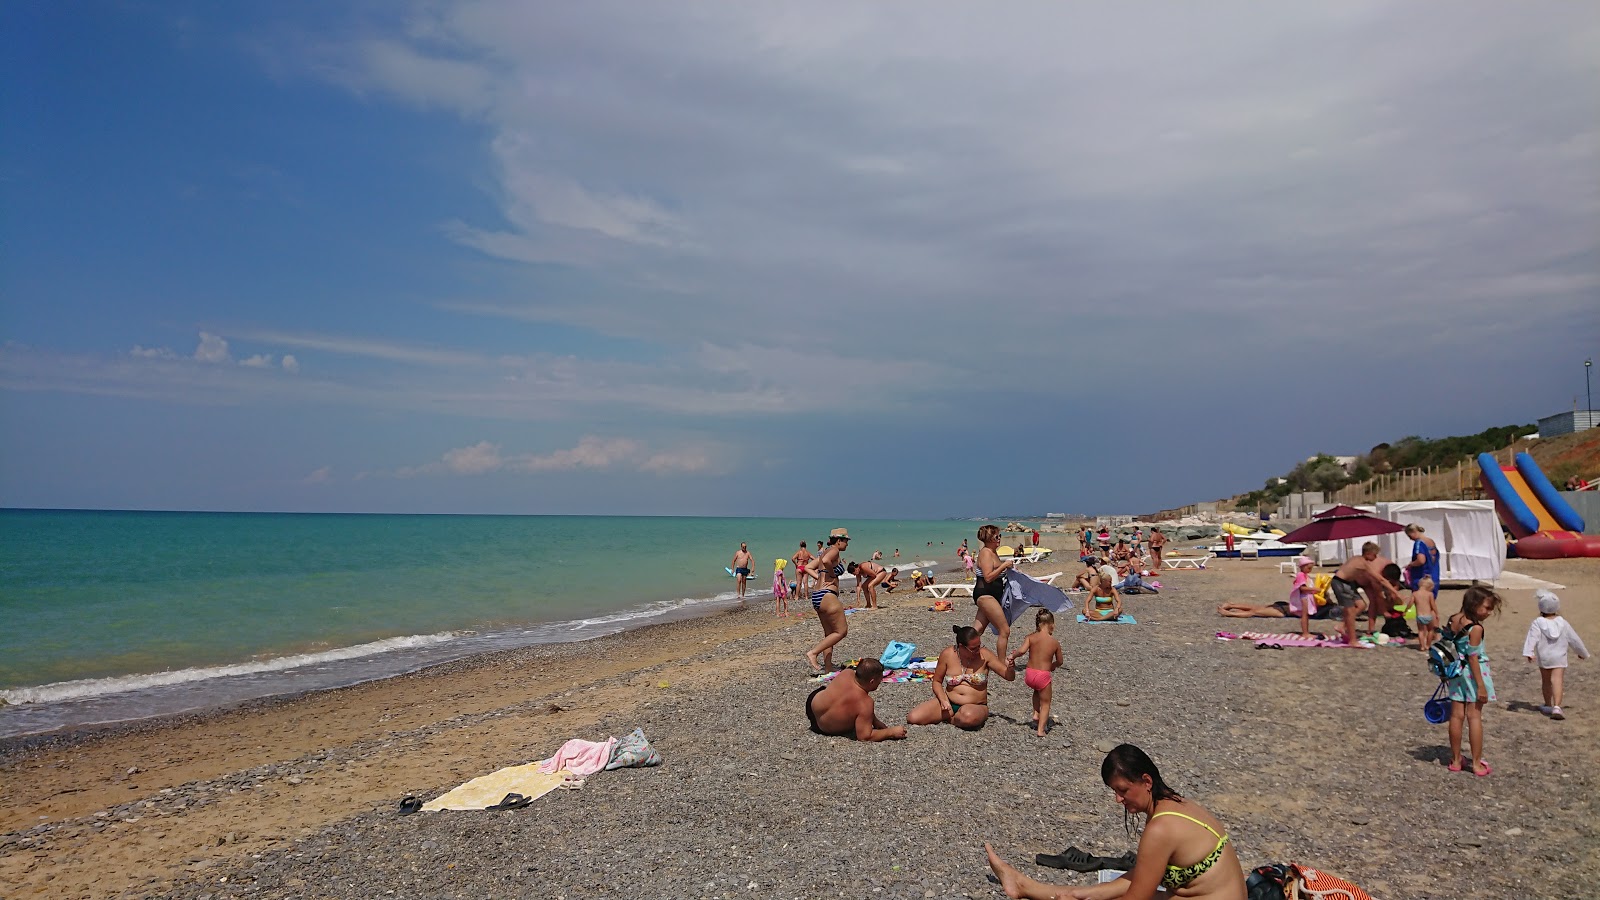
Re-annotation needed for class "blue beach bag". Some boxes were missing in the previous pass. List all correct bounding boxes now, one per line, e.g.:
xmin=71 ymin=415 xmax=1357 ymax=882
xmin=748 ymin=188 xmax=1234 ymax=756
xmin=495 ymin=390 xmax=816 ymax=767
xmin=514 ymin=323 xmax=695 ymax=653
xmin=879 ymin=641 xmax=915 ymax=669
xmin=1423 ymin=682 xmax=1450 ymax=725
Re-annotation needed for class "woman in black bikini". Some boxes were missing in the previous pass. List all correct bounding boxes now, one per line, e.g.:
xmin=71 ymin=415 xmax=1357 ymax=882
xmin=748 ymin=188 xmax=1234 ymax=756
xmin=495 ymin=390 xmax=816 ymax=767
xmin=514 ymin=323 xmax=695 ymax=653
xmin=804 ymin=528 xmax=852 ymax=675
xmin=906 ymin=625 xmax=1014 ymax=730
xmin=972 ymin=524 xmax=1017 ymax=659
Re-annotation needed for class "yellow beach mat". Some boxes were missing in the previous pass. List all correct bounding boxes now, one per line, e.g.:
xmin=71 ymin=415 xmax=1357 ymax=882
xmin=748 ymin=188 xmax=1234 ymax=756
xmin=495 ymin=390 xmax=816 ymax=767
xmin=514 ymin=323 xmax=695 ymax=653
xmin=421 ymin=763 xmax=567 ymax=811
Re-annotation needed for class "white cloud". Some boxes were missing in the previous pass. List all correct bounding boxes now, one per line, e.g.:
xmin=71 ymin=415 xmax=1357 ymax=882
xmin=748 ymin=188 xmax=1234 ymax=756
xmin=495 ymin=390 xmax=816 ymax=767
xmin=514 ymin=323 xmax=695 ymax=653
xmin=130 ymin=345 xmax=179 ymax=360
xmin=237 ymin=328 xmax=486 ymax=368
xmin=391 ymin=436 xmax=716 ymax=478
xmin=302 ymin=465 xmax=333 ymax=484
xmin=239 ymin=353 xmax=275 ymax=368
xmin=194 ymin=332 xmax=231 ymax=364
xmin=281 ymin=354 xmax=300 ymax=374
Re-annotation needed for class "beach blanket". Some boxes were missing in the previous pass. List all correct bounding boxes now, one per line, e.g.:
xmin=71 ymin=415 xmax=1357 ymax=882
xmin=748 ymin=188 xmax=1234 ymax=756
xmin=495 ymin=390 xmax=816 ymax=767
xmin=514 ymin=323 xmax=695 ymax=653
xmin=421 ymin=764 xmax=567 ymax=811
xmin=810 ymin=659 xmax=931 ymax=684
xmin=1215 ymin=631 xmax=1369 ymax=649
xmin=999 ymin=570 xmax=1074 ymax=626
xmin=538 ymin=737 xmax=618 ymax=777
xmin=1077 ymin=613 xmax=1137 ymax=624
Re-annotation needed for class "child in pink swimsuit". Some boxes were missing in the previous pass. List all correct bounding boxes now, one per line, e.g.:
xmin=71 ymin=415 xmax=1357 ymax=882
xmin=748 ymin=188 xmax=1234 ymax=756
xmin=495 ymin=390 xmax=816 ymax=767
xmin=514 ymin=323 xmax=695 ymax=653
xmin=1008 ymin=609 xmax=1063 ymax=737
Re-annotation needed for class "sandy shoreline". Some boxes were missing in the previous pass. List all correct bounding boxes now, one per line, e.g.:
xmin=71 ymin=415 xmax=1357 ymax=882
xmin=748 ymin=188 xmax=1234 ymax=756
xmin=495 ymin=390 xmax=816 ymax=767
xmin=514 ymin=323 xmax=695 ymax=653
xmin=3 ymin=535 xmax=1596 ymax=899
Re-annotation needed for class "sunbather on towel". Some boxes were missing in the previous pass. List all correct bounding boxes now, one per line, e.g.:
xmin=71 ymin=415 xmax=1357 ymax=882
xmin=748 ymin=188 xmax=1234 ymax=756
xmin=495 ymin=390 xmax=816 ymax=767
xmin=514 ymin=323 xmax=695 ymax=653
xmin=1083 ymin=574 xmax=1123 ymax=622
xmin=804 ymin=657 xmax=906 ymax=741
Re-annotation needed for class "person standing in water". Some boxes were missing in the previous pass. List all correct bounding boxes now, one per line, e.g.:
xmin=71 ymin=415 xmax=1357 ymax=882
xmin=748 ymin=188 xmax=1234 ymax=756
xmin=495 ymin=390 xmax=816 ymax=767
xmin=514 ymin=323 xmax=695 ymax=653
xmin=730 ymin=542 xmax=753 ymax=602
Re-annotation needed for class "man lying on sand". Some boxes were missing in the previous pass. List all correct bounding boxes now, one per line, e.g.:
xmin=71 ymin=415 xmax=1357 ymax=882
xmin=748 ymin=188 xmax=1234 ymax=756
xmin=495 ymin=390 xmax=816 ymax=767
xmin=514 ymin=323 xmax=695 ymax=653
xmin=804 ymin=658 xmax=907 ymax=741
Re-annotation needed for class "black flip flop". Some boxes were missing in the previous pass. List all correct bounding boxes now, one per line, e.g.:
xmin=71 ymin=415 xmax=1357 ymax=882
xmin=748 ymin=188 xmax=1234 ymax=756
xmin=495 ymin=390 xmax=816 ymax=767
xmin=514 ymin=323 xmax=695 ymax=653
xmin=485 ymin=792 xmax=530 ymax=811
xmin=397 ymin=796 xmax=422 ymax=816
xmin=1097 ymin=851 xmax=1137 ymax=871
xmin=1036 ymin=846 xmax=1098 ymax=871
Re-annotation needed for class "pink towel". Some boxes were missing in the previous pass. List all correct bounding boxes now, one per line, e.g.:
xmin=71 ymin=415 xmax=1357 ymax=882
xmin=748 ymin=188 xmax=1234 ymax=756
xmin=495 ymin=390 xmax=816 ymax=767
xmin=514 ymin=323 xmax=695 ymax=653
xmin=537 ymin=737 xmax=618 ymax=777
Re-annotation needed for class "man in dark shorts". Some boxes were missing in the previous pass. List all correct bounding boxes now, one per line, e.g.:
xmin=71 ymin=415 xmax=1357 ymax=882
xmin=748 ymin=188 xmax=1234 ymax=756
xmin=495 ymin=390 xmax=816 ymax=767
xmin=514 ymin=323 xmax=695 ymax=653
xmin=731 ymin=542 xmax=753 ymax=601
xmin=804 ymin=658 xmax=906 ymax=741
xmin=1331 ymin=542 xmax=1406 ymax=646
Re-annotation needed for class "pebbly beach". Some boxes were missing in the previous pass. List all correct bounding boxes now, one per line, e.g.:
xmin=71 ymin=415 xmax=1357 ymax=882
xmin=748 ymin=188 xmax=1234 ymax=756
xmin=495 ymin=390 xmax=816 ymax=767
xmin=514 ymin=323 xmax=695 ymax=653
xmin=2 ymin=534 xmax=1597 ymax=899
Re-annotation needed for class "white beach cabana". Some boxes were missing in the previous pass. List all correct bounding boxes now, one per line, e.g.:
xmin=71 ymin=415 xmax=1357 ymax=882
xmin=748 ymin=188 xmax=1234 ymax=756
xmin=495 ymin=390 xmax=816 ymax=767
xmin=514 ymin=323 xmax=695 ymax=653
xmin=1309 ymin=500 xmax=1503 ymax=582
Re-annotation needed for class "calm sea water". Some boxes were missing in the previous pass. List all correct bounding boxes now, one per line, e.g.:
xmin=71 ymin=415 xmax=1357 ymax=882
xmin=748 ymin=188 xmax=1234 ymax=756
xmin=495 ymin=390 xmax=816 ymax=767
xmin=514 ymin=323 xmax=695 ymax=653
xmin=0 ymin=510 xmax=975 ymax=737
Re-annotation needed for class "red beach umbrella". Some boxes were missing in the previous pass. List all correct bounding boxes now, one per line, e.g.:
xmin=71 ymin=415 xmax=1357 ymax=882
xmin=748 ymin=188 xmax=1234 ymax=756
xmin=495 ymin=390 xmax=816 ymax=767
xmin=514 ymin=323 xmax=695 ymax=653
xmin=1313 ymin=504 xmax=1369 ymax=519
xmin=1279 ymin=511 xmax=1406 ymax=545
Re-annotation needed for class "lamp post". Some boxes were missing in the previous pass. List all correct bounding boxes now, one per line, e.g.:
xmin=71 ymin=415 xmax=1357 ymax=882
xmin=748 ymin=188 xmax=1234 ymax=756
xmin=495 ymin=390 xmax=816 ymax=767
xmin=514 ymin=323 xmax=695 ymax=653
xmin=1587 ymin=357 xmax=1593 ymax=429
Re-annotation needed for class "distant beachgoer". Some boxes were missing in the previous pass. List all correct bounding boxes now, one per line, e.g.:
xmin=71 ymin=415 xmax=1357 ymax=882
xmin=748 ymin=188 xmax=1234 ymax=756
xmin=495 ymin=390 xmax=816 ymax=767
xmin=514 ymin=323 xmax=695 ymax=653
xmin=912 ymin=571 xmax=935 ymax=591
xmin=894 ymin=548 xmax=900 ymax=559
xmin=1412 ymin=575 xmax=1438 ymax=655
xmin=1403 ymin=524 xmax=1440 ymax=590
xmin=872 ymin=550 xmax=883 ymax=561
xmin=1524 ymin=590 xmax=1589 ymax=721
xmin=963 ymin=549 xmax=977 ymax=579
xmin=1084 ymin=573 xmax=1123 ymax=622
xmin=804 ymin=658 xmax=906 ymax=741
xmin=850 ymin=560 xmax=891 ymax=608
xmin=1111 ymin=540 xmax=1132 ymax=565
xmin=1149 ymin=528 xmax=1167 ymax=570
xmin=906 ymin=625 xmax=1015 ymax=730
xmin=1032 ymin=529 xmax=1040 ymax=547
xmin=771 ymin=559 xmax=790 ymax=617
xmin=1072 ymin=557 xmax=1102 ymax=592
xmin=731 ymin=542 xmax=753 ymax=601
xmin=1223 ymin=531 xmax=1235 ymax=553
xmin=883 ymin=568 xmax=901 ymax=592
xmin=1329 ymin=543 xmax=1404 ymax=646
xmin=1446 ymin=586 xmax=1503 ymax=776
xmin=803 ymin=529 xmax=852 ymax=674
xmin=1097 ymin=528 xmax=1112 ymax=555
xmin=1217 ymin=556 xmax=1322 ymax=635
xmin=972 ymin=524 xmax=1017 ymax=658
xmin=793 ymin=541 xmax=814 ymax=599
xmin=985 ymin=744 xmax=1246 ymax=899
xmin=1008 ymin=609 xmax=1062 ymax=737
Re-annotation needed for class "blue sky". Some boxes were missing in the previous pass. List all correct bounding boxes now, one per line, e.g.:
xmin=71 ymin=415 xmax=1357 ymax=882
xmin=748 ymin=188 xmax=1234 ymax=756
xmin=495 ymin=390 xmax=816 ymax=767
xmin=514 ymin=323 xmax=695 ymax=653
xmin=3 ymin=2 xmax=1597 ymax=517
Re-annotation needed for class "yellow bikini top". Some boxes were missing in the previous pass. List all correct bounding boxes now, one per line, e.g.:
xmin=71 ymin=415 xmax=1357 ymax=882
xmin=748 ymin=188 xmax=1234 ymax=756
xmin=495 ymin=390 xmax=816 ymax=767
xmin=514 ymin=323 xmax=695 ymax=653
xmin=1151 ymin=811 xmax=1229 ymax=889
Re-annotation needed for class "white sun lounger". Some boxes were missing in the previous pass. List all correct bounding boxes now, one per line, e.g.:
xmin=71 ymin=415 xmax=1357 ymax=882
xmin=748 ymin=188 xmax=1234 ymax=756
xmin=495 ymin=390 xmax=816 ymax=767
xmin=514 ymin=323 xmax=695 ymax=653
xmin=1163 ymin=555 xmax=1213 ymax=570
xmin=923 ymin=583 xmax=974 ymax=599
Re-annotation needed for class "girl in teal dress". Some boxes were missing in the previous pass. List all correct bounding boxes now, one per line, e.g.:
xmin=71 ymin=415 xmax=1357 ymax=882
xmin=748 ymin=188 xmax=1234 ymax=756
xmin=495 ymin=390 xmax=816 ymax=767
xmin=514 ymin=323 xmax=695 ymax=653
xmin=1446 ymin=585 xmax=1503 ymax=777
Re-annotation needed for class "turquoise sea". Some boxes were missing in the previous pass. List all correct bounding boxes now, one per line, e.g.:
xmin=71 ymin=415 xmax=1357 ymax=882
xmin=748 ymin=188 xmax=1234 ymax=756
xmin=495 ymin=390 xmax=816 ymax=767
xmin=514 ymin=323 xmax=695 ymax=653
xmin=0 ymin=510 xmax=976 ymax=737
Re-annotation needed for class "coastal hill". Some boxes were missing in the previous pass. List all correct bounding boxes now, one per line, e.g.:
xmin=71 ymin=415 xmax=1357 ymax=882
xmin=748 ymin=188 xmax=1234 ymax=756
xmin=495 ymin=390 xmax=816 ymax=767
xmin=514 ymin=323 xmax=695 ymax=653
xmin=1220 ymin=423 xmax=1600 ymax=514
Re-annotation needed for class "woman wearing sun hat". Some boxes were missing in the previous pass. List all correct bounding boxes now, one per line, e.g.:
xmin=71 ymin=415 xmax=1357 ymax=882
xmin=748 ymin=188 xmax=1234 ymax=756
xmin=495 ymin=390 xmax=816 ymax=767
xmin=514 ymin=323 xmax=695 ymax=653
xmin=803 ymin=528 xmax=853 ymax=675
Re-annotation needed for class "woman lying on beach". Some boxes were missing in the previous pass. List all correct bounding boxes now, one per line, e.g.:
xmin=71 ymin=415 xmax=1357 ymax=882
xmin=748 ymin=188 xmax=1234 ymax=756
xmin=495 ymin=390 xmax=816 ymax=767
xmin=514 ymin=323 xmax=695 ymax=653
xmin=985 ymin=744 xmax=1247 ymax=899
xmin=972 ymin=524 xmax=1017 ymax=658
xmin=906 ymin=625 xmax=1015 ymax=730
xmin=1216 ymin=557 xmax=1323 ymax=637
xmin=804 ymin=528 xmax=852 ymax=675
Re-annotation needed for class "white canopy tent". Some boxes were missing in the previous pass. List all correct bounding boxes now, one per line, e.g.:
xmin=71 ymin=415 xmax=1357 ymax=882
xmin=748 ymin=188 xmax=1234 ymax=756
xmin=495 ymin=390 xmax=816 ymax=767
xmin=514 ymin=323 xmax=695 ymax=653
xmin=1310 ymin=500 xmax=1503 ymax=582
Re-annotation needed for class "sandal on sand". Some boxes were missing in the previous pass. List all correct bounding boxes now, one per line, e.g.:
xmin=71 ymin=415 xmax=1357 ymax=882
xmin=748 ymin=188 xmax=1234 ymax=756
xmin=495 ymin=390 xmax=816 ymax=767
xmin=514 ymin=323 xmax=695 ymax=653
xmin=1036 ymin=846 xmax=1098 ymax=871
xmin=397 ymin=796 xmax=423 ymax=816
xmin=1100 ymin=851 xmax=1137 ymax=871
xmin=1473 ymin=761 xmax=1492 ymax=777
xmin=485 ymin=792 xmax=532 ymax=810
xmin=1446 ymin=761 xmax=1463 ymax=773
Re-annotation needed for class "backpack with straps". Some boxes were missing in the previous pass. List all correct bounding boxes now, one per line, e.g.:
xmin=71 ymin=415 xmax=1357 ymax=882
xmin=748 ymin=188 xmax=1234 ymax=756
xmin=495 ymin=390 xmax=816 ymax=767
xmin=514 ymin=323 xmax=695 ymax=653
xmin=1427 ymin=620 xmax=1468 ymax=680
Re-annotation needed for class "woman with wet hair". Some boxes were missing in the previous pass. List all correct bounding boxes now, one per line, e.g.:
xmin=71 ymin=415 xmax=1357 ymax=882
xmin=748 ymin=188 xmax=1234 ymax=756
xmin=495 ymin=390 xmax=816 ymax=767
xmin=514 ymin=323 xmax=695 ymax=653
xmin=985 ymin=744 xmax=1246 ymax=899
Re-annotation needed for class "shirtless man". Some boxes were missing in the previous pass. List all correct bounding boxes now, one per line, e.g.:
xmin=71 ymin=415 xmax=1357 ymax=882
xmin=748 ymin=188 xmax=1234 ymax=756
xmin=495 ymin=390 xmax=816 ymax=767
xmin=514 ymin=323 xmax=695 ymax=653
xmin=730 ymin=542 xmax=753 ymax=601
xmin=1329 ymin=542 xmax=1406 ymax=646
xmin=792 ymin=541 xmax=813 ymax=600
xmin=803 ymin=658 xmax=906 ymax=741
xmin=1149 ymin=527 xmax=1167 ymax=570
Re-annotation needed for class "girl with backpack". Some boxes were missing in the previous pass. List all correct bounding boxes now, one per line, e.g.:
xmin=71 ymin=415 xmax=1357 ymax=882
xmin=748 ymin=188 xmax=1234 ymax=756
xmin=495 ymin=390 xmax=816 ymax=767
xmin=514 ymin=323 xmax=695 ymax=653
xmin=1445 ymin=585 xmax=1503 ymax=776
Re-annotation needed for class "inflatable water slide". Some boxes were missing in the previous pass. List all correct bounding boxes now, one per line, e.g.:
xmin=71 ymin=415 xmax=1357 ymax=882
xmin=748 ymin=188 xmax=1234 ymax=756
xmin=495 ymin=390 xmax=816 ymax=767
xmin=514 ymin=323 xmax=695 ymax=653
xmin=1477 ymin=452 xmax=1600 ymax=558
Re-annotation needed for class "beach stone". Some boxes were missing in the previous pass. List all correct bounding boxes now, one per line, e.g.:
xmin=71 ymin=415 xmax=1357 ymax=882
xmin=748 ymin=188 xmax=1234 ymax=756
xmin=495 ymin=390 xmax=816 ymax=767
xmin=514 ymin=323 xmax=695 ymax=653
xmin=1351 ymin=816 xmax=1369 ymax=825
xmin=1115 ymin=700 xmax=1131 ymax=707
xmin=1504 ymin=827 xmax=1523 ymax=836
xmin=1095 ymin=740 xmax=1118 ymax=753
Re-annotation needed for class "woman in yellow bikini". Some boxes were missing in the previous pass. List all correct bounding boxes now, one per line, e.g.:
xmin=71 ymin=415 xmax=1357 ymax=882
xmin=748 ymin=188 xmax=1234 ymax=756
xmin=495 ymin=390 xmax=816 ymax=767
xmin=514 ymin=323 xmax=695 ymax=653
xmin=985 ymin=744 xmax=1246 ymax=899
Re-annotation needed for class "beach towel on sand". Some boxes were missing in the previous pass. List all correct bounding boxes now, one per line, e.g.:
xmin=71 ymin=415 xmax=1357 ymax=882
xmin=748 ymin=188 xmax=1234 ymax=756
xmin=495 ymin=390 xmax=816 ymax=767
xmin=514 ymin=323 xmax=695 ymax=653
xmin=605 ymin=728 xmax=663 ymax=770
xmin=1077 ymin=613 xmax=1137 ymax=624
xmin=421 ymin=764 xmax=567 ymax=811
xmin=538 ymin=737 xmax=618 ymax=777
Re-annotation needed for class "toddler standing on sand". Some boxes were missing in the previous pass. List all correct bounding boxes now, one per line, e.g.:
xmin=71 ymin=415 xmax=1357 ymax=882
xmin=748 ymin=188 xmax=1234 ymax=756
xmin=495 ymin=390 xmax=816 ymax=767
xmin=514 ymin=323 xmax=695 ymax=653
xmin=1523 ymin=590 xmax=1589 ymax=720
xmin=1008 ymin=609 xmax=1063 ymax=737
xmin=1412 ymin=575 xmax=1438 ymax=657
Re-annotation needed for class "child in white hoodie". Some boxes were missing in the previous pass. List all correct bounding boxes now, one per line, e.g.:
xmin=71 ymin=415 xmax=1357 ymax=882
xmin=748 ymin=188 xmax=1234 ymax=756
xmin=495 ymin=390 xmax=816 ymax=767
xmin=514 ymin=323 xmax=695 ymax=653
xmin=1523 ymin=590 xmax=1590 ymax=720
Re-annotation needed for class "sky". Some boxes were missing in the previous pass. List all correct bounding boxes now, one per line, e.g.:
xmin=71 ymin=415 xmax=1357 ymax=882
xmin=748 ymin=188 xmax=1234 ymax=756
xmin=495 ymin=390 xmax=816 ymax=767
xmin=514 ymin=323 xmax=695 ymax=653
xmin=2 ymin=2 xmax=1597 ymax=518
